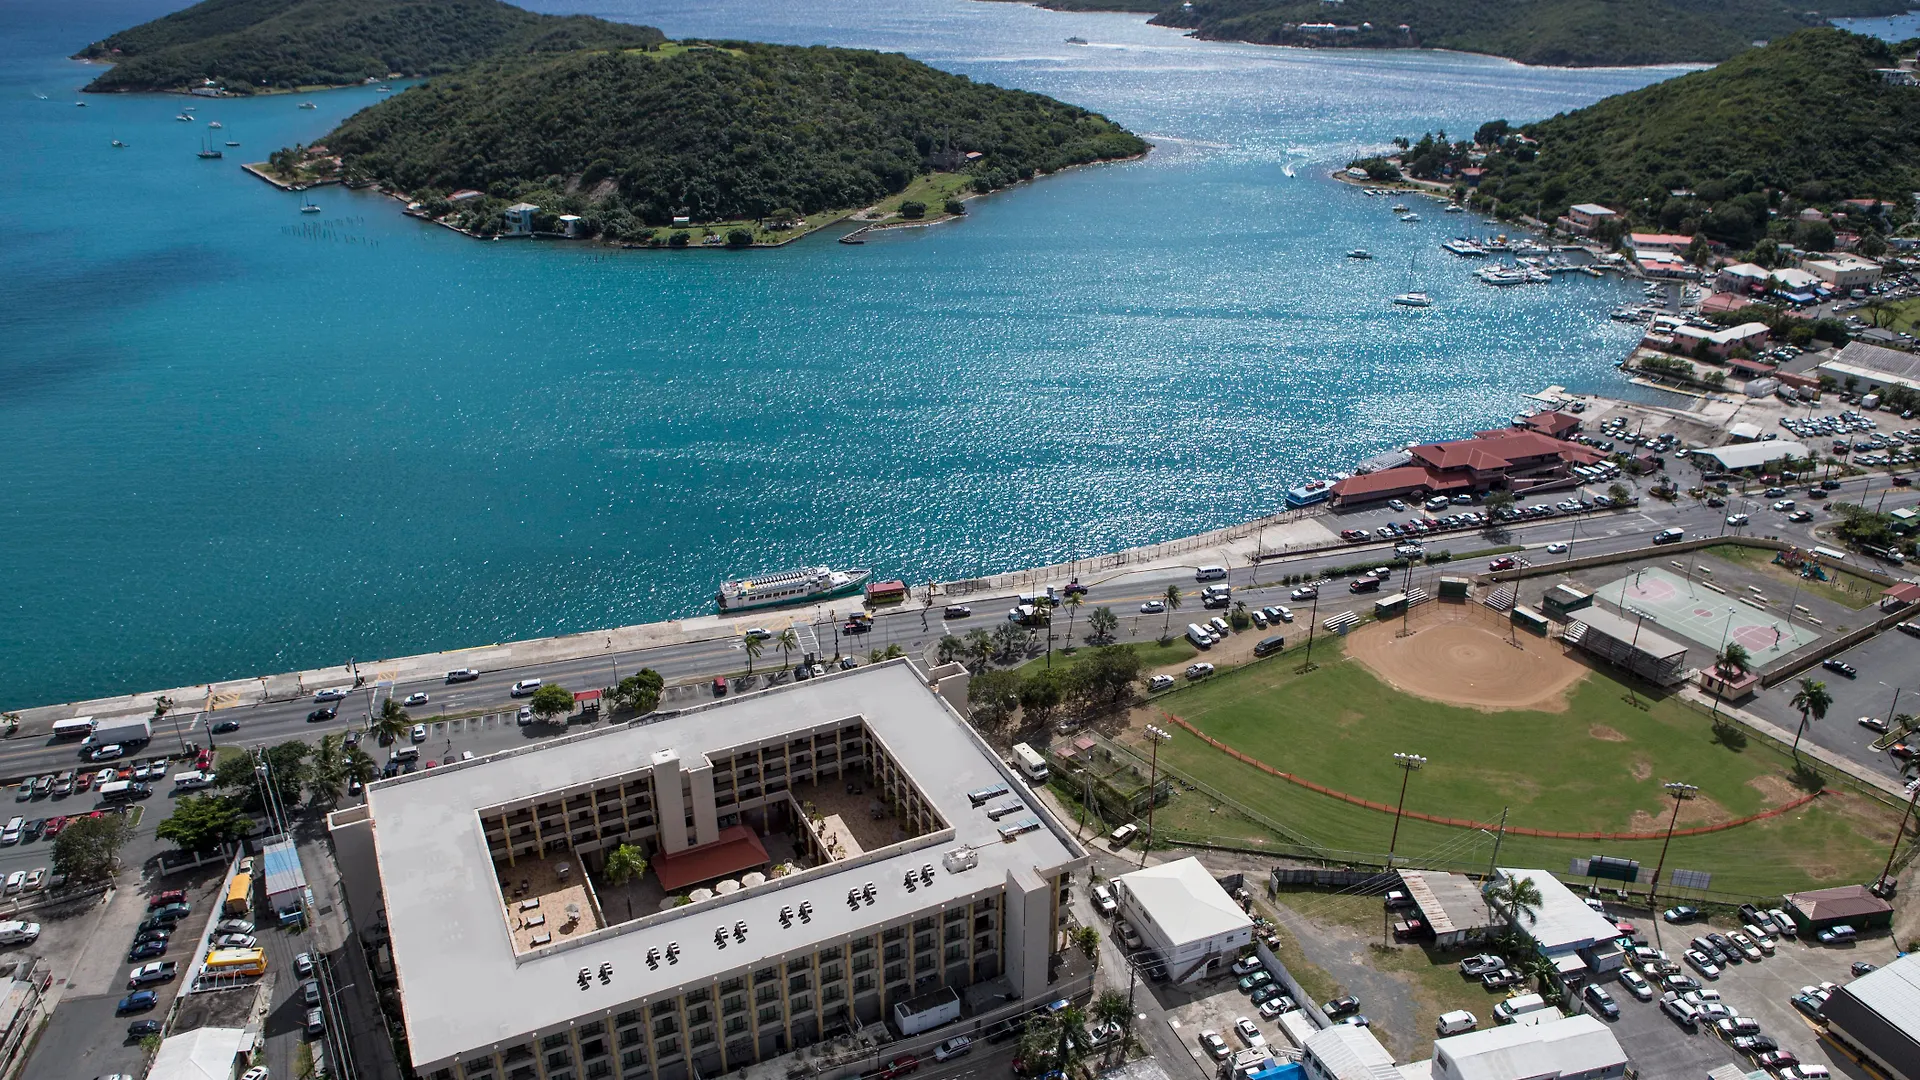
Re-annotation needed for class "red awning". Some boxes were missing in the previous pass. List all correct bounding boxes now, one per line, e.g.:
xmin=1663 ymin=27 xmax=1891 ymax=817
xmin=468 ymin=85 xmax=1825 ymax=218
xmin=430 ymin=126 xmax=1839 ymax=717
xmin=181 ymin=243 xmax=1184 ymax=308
xmin=573 ymin=689 xmax=603 ymax=703
xmin=653 ymin=826 xmax=772 ymax=892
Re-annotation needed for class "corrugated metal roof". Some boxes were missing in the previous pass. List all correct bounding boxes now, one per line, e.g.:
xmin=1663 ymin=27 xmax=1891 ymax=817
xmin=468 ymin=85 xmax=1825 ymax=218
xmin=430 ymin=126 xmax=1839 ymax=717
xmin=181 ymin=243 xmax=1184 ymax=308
xmin=260 ymin=839 xmax=306 ymax=896
xmin=1841 ymin=951 xmax=1920 ymax=1030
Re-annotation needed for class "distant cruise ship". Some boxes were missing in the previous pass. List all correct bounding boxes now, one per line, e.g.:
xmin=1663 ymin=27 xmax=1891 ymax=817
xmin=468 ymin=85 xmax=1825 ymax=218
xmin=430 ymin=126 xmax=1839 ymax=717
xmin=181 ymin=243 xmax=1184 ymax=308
xmin=716 ymin=566 xmax=870 ymax=612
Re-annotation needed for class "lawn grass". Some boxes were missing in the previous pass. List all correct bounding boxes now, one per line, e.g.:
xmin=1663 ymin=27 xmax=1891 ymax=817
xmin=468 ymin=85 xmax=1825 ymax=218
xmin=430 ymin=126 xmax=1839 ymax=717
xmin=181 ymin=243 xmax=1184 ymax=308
xmin=1703 ymin=543 xmax=1883 ymax=610
xmin=1130 ymin=638 xmax=1896 ymax=897
xmin=1018 ymin=637 xmax=1197 ymax=675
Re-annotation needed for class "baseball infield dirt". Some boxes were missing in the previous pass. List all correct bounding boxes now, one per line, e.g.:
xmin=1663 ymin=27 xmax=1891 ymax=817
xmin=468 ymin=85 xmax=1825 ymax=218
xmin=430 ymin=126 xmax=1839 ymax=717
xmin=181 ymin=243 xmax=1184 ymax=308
xmin=1344 ymin=606 xmax=1588 ymax=712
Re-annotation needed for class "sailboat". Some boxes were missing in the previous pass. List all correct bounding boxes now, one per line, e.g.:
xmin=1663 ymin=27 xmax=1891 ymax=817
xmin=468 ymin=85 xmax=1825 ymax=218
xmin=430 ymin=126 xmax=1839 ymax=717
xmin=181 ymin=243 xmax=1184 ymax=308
xmin=224 ymin=126 xmax=240 ymax=147
xmin=298 ymin=101 xmax=317 ymax=109
xmin=300 ymin=194 xmax=321 ymax=214
xmin=208 ymin=120 xmax=222 ymax=129
xmin=111 ymin=139 xmax=127 ymax=148
xmin=196 ymin=135 xmax=222 ymax=159
xmin=1391 ymin=256 xmax=1432 ymax=307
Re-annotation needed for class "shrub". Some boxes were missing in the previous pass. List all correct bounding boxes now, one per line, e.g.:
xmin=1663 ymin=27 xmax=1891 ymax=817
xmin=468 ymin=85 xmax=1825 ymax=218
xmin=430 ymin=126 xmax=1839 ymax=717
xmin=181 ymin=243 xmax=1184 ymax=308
xmin=900 ymin=201 xmax=927 ymax=220
xmin=725 ymin=228 xmax=753 ymax=248
xmin=944 ymin=199 xmax=966 ymax=216
xmin=668 ymin=230 xmax=690 ymax=248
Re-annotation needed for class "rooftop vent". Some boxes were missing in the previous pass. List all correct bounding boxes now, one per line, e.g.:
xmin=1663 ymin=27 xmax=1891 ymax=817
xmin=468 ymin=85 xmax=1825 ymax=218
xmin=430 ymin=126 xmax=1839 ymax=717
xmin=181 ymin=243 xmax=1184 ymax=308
xmin=734 ymin=921 xmax=747 ymax=942
xmin=714 ymin=927 xmax=728 ymax=948
xmin=598 ymin=963 xmax=613 ymax=984
xmin=798 ymin=901 xmax=813 ymax=922
xmin=847 ymin=888 xmax=862 ymax=910
xmin=576 ymin=967 xmax=592 ymax=990
xmin=780 ymin=905 xmax=794 ymax=927
xmin=942 ymin=848 xmax=978 ymax=874
xmin=863 ymin=882 xmax=877 ymax=901
xmin=903 ymin=871 xmax=917 ymax=892
xmin=646 ymin=947 xmax=660 ymax=969
xmin=920 ymin=864 xmax=935 ymax=885
xmin=665 ymin=942 xmax=680 ymax=964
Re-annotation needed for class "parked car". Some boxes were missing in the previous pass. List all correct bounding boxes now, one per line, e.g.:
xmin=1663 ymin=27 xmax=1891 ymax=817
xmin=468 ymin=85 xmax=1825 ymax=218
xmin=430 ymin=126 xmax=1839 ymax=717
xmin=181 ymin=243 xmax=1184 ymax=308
xmin=116 ymin=991 xmax=159 ymax=1014
xmin=294 ymin=952 xmax=314 ymax=977
xmin=1231 ymin=956 xmax=1264 ymax=976
xmin=1662 ymin=905 xmax=1701 ymax=923
xmin=1458 ymin=954 xmax=1504 ymax=977
xmin=1198 ymin=1031 xmax=1229 ymax=1060
xmin=446 ymin=669 xmax=480 ymax=683
xmin=126 ymin=1020 xmax=164 ymax=1039
xmin=1322 ymin=996 xmax=1361 ymax=1018
xmin=1237 ymin=970 xmax=1272 ymax=993
xmin=1851 ymin=961 xmax=1878 ymax=977
xmin=1147 ymin=675 xmax=1174 ymax=692
xmin=1583 ymin=984 xmax=1619 ymax=1019
xmin=1481 ymin=968 xmax=1521 ymax=989
xmin=128 ymin=962 xmax=178 ymax=988
xmin=1617 ymin=969 xmax=1653 ymax=1000
xmin=1821 ymin=659 xmax=1859 ymax=678
xmin=1185 ymin=663 xmax=1215 ymax=681
xmin=305 ymin=1008 xmax=326 ymax=1038
xmin=1817 ymin=924 xmax=1858 ymax=944
xmin=1092 ymin=885 xmax=1117 ymax=917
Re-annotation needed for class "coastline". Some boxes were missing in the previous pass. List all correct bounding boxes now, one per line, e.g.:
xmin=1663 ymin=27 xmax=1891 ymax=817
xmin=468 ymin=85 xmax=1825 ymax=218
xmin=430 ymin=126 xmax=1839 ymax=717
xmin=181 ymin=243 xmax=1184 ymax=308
xmin=9 ymin=375 xmax=1694 ymax=726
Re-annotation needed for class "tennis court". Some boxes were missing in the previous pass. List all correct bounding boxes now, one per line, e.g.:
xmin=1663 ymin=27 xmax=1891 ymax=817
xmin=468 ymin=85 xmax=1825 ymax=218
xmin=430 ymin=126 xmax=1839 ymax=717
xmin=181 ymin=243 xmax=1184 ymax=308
xmin=1590 ymin=566 xmax=1820 ymax=661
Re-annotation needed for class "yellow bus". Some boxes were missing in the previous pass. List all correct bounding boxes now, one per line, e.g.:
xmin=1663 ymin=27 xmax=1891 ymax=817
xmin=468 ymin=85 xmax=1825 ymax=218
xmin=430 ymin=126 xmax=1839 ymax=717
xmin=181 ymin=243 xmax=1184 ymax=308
xmin=204 ymin=948 xmax=267 ymax=977
xmin=224 ymin=872 xmax=253 ymax=916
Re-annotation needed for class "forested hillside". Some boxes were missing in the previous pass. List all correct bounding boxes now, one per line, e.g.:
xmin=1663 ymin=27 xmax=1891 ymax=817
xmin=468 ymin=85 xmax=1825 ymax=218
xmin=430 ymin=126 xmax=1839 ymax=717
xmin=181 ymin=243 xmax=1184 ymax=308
xmin=1141 ymin=0 xmax=1910 ymax=65
xmin=1445 ymin=30 xmax=1920 ymax=245
xmin=322 ymin=42 xmax=1147 ymax=235
xmin=74 ymin=0 xmax=663 ymax=93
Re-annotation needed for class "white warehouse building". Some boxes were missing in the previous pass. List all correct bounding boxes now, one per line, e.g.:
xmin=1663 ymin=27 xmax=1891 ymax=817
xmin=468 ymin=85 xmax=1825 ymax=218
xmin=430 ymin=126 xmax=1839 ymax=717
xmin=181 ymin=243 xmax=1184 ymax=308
xmin=1109 ymin=858 xmax=1251 ymax=985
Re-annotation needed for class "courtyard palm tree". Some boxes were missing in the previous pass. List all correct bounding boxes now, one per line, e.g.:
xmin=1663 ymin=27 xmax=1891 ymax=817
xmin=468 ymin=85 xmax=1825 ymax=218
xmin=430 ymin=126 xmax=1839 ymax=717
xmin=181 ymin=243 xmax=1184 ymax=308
xmin=1070 ymin=924 xmax=1101 ymax=968
xmin=1087 ymin=606 xmax=1118 ymax=645
xmin=1090 ymin=988 xmax=1130 ymax=1041
xmin=1161 ymin=585 xmax=1183 ymax=642
xmin=936 ymin=636 xmax=964 ymax=666
xmin=1486 ymin=872 xmax=1544 ymax=932
xmin=1018 ymin=1005 xmax=1089 ymax=1080
xmin=603 ymin=843 xmax=649 ymax=921
xmin=775 ymin=628 xmax=799 ymax=673
xmin=1789 ymin=677 xmax=1832 ymax=760
xmin=743 ymin=633 xmax=764 ymax=674
xmin=963 ymin=628 xmax=993 ymax=671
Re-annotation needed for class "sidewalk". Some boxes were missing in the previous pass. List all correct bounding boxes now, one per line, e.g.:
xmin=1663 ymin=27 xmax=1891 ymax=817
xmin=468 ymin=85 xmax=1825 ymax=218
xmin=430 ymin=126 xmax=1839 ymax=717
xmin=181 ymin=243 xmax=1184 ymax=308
xmin=1677 ymin=685 xmax=1908 ymax=800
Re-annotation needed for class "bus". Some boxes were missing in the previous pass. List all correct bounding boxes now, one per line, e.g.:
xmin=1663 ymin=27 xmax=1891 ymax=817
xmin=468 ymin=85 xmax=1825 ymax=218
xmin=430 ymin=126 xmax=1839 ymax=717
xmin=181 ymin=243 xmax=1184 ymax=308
xmin=204 ymin=948 xmax=267 ymax=977
xmin=1010 ymin=743 xmax=1049 ymax=783
xmin=51 ymin=717 xmax=94 ymax=740
xmin=224 ymin=873 xmax=253 ymax=916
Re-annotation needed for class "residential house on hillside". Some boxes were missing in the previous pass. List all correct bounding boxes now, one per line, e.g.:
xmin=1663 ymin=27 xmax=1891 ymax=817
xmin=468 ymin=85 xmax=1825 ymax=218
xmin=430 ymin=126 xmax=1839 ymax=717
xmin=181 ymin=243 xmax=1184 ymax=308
xmin=1805 ymin=254 xmax=1881 ymax=291
xmin=1559 ymin=204 xmax=1616 ymax=235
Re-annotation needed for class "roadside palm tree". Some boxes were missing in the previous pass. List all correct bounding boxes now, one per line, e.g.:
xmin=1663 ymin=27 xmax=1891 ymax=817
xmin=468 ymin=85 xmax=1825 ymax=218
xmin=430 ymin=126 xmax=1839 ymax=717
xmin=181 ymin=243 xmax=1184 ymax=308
xmin=603 ymin=843 xmax=649 ymax=921
xmin=964 ymin=628 xmax=993 ymax=671
xmin=1486 ymin=872 xmax=1544 ymax=931
xmin=1087 ymin=606 xmax=1118 ymax=645
xmin=1 ymin=712 xmax=18 ymax=738
xmin=882 ymin=643 xmax=904 ymax=660
xmin=1162 ymin=584 xmax=1183 ymax=641
xmin=775 ymin=628 xmax=799 ymax=673
xmin=936 ymin=636 xmax=964 ymax=666
xmin=1062 ymin=593 xmax=1083 ymax=652
xmin=1789 ymin=678 xmax=1832 ymax=760
xmin=1716 ymin=642 xmax=1751 ymax=677
xmin=371 ymin=698 xmax=411 ymax=746
xmin=309 ymin=733 xmax=347 ymax=808
xmin=743 ymin=634 xmax=764 ymax=674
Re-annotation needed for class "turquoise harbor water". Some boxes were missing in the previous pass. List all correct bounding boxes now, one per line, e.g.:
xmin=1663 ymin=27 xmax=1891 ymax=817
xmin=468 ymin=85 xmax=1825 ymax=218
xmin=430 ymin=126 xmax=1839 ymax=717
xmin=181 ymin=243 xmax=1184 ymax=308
xmin=0 ymin=0 xmax=1687 ymax=708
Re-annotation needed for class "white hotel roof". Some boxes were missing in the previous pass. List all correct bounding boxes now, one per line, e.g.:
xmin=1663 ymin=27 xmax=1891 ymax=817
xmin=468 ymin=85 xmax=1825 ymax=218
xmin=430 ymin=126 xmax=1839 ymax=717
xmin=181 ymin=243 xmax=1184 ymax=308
xmin=366 ymin=661 xmax=1082 ymax=1068
xmin=1432 ymin=1014 xmax=1626 ymax=1080
xmin=1114 ymin=858 xmax=1252 ymax=945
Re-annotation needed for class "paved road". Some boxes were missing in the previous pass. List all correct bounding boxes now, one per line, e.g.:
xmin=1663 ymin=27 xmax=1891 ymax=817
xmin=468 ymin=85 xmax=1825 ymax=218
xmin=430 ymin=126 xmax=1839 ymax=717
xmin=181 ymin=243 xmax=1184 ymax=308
xmin=0 ymin=475 xmax=1911 ymax=787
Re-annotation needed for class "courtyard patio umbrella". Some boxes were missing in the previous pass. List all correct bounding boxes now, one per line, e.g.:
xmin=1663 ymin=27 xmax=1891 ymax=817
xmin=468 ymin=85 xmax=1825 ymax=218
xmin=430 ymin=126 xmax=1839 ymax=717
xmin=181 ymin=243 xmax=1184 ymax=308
xmin=689 ymin=887 xmax=715 ymax=903
xmin=741 ymin=872 xmax=767 ymax=888
xmin=715 ymin=879 xmax=741 ymax=895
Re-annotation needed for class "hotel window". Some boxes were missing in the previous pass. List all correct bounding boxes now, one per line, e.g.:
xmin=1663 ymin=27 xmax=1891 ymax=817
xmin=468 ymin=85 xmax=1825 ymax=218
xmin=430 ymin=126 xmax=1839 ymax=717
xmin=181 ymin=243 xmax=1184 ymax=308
xmin=653 ymin=1037 xmax=678 ymax=1059
xmin=823 ymin=985 xmax=845 ymax=1005
xmin=821 ymin=964 xmax=843 ymax=984
xmin=725 ymin=1017 xmax=748 ymax=1037
xmin=945 ymin=944 xmax=966 ymax=963
xmin=755 ymin=985 xmax=780 ymax=1006
xmin=616 ymin=1011 xmax=641 ymax=1029
xmin=506 ymin=1046 xmax=535 ymax=1064
xmin=653 ymin=1017 xmax=678 ymax=1038
xmin=788 ymin=974 xmax=810 ymax=994
xmin=790 ymin=995 xmax=811 ymax=1015
xmin=687 ymin=1006 xmax=711 ymax=1027
xmin=685 ymin=988 xmax=710 ymax=1005
xmin=913 ymin=917 xmax=935 ymax=933
xmin=510 ymin=1069 xmax=535 ymax=1080
xmin=755 ymin=966 xmax=778 ymax=983
xmin=944 ymin=908 xmax=966 ymax=923
xmin=549 ymin=1071 xmax=573 ymax=1080
xmin=585 ymin=1064 xmax=611 ymax=1080
xmin=619 ymin=1052 xmax=646 ymax=1070
xmin=851 ymin=936 xmax=873 ymax=952
xmin=546 ymin=1052 xmax=573 ymax=1071
xmin=580 ymin=1022 xmax=605 ymax=1039
xmin=433 ymin=1071 xmax=453 ymax=1080
xmin=719 ymin=977 xmax=744 ymax=996
xmin=884 ymin=964 xmax=905 ymax=983
xmin=619 ymin=1030 xmax=642 ymax=1049
xmin=466 ymin=1062 xmax=495 ymax=1078
xmin=580 ymin=1041 xmax=606 ymax=1061
xmin=855 ymin=974 xmax=876 ymax=994
xmin=652 ymin=1002 xmax=676 ymax=1017
xmin=820 ymin=946 xmax=843 ymax=963
xmin=691 ymin=1028 xmax=715 ymax=1048
xmin=543 ymin=1036 xmax=570 ymax=1052
xmin=723 ymin=995 xmax=745 ymax=1016
xmin=757 ymin=1005 xmax=782 ymax=1026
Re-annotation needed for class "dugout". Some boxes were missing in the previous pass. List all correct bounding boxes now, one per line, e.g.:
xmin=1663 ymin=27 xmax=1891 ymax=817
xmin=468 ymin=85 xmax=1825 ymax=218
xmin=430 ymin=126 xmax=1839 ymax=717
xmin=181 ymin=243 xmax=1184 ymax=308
xmin=1542 ymin=584 xmax=1593 ymax=619
xmin=1510 ymin=605 xmax=1549 ymax=635
xmin=1438 ymin=576 xmax=1470 ymax=599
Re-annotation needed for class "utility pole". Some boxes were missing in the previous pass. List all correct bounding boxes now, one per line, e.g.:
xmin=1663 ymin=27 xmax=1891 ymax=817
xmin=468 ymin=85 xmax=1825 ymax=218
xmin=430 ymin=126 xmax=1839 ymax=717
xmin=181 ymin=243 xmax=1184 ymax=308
xmin=1646 ymin=781 xmax=1698 ymax=914
xmin=1710 ymin=607 xmax=1737 ymax=720
xmin=1877 ymin=778 xmax=1919 ymax=893
xmin=1140 ymin=726 xmax=1171 ymax=868
xmin=1300 ymin=589 xmax=1321 ymax=673
xmin=1386 ymin=753 xmax=1427 ymax=868
xmin=1484 ymin=807 xmax=1509 ymax=882
xmin=1624 ymin=607 xmax=1651 ymax=707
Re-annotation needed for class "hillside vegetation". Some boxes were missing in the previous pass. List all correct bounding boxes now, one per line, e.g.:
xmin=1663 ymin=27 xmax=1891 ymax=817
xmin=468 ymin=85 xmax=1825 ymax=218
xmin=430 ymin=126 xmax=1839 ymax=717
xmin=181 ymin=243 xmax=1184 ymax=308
xmin=1433 ymin=30 xmax=1920 ymax=245
xmin=74 ymin=0 xmax=663 ymax=93
xmin=1143 ymin=0 xmax=1910 ymax=65
xmin=322 ymin=42 xmax=1147 ymax=237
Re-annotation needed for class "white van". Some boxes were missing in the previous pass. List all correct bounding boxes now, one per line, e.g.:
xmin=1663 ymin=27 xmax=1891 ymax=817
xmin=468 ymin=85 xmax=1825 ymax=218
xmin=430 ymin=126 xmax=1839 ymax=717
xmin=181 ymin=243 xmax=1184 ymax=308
xmin=1110 ymin=823 xmax=1139 ymax=847
xmin=1493 ymin=993 xmax=1547 ymax=1024
xmin=0 ymin=818 xmax=22 ymax=846
xmin=1195 ymin=566 xmax=1228 ymax=582
xmin=1186 ymin=623 xmax=1216 ymax=649
xmin=173 ymin=771 xmax=213 ymax=790
xmin=1436 ymin=1010 xmax=1477 ymax=1036
xmin=0 ymin=921 xmax=40 ymax=945
xmin=510 ymin=679 xmax=543 ymax=697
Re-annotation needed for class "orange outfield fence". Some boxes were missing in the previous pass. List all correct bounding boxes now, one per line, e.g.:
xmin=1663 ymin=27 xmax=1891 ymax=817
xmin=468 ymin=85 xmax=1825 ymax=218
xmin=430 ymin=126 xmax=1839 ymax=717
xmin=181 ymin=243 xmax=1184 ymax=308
xmin=1157 ymin=712 xmax=1824 ymax=841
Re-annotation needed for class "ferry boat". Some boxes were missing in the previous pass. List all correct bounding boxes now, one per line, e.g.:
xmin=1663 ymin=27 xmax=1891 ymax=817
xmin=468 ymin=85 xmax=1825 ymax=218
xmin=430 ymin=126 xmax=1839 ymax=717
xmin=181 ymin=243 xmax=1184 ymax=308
xmin=716 ymin=566 xmax=871 ymax=612
xmin=1391 ymin=291 xmax=1434 ymax=307
xmin=1347 ymin=249 xmax=1373 ymax=259
xmin=1285 ymin=480 xmax=1335 ymax=508
xmin=1065 ymin=36 xmax=1088 ymax=44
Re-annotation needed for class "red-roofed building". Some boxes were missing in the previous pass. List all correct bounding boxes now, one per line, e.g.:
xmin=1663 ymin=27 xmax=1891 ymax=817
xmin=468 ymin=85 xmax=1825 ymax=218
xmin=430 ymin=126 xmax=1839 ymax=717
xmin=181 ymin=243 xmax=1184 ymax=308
xmin=1459 ymin=167 xmax=1486 ymax=186
xmin=1522 ymin=411 xmax=1581 ymax=438
xmin=1628 ymin=233 xmax=1693 ymax=252
xmin=1330 ymin=428 xmax=1603 ymax=505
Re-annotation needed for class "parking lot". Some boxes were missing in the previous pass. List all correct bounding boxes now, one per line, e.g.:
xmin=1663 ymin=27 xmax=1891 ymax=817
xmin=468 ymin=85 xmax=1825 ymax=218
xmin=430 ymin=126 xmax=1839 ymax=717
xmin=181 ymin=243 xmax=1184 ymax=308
xmin=1744 ymin=625 xmax=1920 ymax=785
xmin=1161 ymin=963 xmax=1306 ymax=1076
xmin=1588 ymin=913 xmax=1899 ymax=1079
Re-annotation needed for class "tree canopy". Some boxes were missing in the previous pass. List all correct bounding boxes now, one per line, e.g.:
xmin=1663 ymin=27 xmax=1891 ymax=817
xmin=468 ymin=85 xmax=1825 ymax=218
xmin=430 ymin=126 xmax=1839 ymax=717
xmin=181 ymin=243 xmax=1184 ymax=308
xmin=157 ymin=794 xmax=253 ymax=852
xmin=1448 ymin=31 xmax=1920 ymax=242
xmin=321 ymin=42 xmax=1146 ymax=233
xmin=54 ymin=812 xmax=136 ymax=884
xmin=75 ymin=0 xmax=664 ymax=93
xmin=1149 ymin=0 xmax=1909 ymax=66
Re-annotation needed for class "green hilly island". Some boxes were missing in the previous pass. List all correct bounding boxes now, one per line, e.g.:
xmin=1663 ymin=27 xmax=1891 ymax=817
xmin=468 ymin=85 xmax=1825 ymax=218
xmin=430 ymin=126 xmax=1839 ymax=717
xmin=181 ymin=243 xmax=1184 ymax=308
xmin=1428 ymin=30 xmax=1920 ymax=243
xmin=316 ymin=41 xmax=1147 ymax=240
xmin=997 ymin=0 xmax=1911 ymax=65
xmin=74 ymin=0 xmax=663 ymax=93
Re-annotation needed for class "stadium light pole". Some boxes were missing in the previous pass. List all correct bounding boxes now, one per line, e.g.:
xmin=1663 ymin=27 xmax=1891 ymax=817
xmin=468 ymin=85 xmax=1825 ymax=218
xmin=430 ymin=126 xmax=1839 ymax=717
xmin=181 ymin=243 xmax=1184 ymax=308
xmin=1646 ymin=781 xmax=1698 ymax=915
xmin=1624 ymin=606 xmax=1651 ymax=707
xmin=1386 ymin=752 xmax=1427 ymax=869
xmin=1140 ymin=726 xmax=1171 ymax=868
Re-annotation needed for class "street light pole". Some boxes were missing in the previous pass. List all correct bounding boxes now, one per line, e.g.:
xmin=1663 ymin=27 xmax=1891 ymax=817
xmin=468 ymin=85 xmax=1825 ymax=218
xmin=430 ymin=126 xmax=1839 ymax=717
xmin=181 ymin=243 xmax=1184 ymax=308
xmin=1386 ymin=752 xmax=1427 ymax=868
xmin=1140 ymin=726 xmax=1171 ymax=868
xmin=1710 ymin=608 xmax=1737 ymax=719
xmin=1878 ymin=779 xmax=1919 ymax=894
xmin=1647 ymin=781 xmax=1698 ymax=913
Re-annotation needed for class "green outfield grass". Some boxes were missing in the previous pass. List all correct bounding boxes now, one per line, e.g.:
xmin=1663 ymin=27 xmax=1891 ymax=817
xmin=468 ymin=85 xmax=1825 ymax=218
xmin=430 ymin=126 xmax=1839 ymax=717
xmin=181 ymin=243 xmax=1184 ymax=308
xmin=1130 ymin=639 xmax=1895 ymax=897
